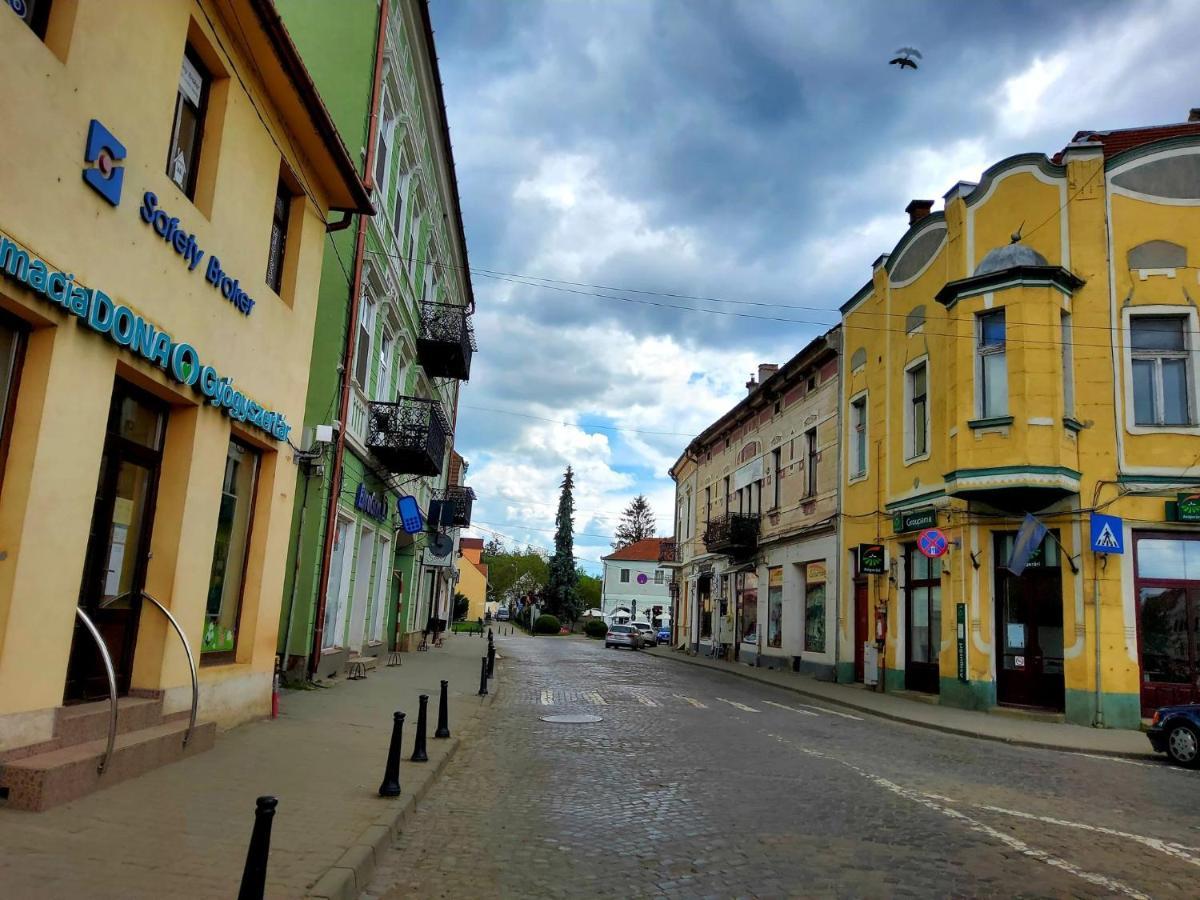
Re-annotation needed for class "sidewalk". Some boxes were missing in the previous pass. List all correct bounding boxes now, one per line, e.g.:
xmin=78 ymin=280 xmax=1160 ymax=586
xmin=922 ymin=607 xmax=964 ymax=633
xmin=647 ymin=647 xmax=1154 ymax=759
xmin=0 ymin=632 xmax=501 ymax=900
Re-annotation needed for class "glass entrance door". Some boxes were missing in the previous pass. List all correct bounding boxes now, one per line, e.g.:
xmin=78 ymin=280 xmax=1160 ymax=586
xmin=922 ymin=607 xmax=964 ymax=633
xmin=65 ymin=383 xmax=166 ymax=703
xmin=1134 ymin=533 xmax=1200 ymax=715
xmin=993 ymin=532 xmax=1065 ymax=711
xmin=905 ymin=544 xmax=941 ymax=694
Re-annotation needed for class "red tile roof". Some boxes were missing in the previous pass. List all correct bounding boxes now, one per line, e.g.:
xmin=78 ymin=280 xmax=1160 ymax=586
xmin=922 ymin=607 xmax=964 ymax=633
xmin=459 ymin=537 xmax=484 ymax=550
xmin=1052 ymin=121 xmax=1200 ymax=163
xmin=603 ymin=538 xmax=667 ymax=562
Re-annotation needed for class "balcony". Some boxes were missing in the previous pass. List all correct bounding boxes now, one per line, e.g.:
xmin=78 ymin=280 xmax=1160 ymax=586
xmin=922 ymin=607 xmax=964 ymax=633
xmin=429 ymin=485 xmax=475 ymax=529
xmin=703 ymin=513 xmax=760 ymax=558
xmin=417 ymin=301 xmax=475 ymax=381
xmin=658 ymin=539 xmax=680 ymax=563
xmin=366 ymin=397 xmax=450 ymax=477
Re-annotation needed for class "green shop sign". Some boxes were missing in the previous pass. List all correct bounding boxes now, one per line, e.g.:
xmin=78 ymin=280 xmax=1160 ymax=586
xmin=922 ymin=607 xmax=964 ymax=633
xmin=858 ymin=543 xmax=886 ymax=575
xmin=1173 ymin=492 xmax=1200 ymax=523
xmin=893 ymin=507 xmax=937 ymax=534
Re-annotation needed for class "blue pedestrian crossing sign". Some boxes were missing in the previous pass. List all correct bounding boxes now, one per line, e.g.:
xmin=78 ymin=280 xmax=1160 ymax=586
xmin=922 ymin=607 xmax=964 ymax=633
xmin=1090 ymin=513 xmax=1124 ymax=554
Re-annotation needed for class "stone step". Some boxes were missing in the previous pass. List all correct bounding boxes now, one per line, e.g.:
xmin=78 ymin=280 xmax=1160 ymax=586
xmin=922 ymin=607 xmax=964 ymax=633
xmin=347 ymin=655 xmax=379 ymax=671
xmin=56 ymin=696 xmax=165 ymax=745
xmin=0 ymin=719 xmax=216 ymax=812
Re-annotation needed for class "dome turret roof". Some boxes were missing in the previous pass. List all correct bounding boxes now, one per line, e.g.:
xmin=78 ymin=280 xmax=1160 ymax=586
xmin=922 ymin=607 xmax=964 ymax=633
xmin=974 ymin=242 xmax=1048 ymax=275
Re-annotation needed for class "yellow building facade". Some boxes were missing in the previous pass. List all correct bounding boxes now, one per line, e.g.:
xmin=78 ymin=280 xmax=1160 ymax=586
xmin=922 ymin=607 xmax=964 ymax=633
xmin=0 ymin=0 xmax=371 ymax=783
xmin=839 ymin=120 xmax=1200 ymax=729
xmin=457 ymin=537 xmax=488 ymax=623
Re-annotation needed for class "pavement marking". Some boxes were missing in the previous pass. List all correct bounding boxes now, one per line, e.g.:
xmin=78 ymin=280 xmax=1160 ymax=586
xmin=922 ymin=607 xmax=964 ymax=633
xmin=716 ymin=697 xmax=760 ymax=713
xmin=762 ymin=700 xmax=818 ymax=717
xmin=539 ymin=690 xmax=553 ymax=706
xmin=583 ymin=691 xmax=607 ymax=706
xmin=790 ymin=702 xmax=862 ymax=720
xmin=673 ymin=694 xmax=708 ymax=709
xmin=633 ymin=695 xmax=660 ymax=707
xmin=1065 ymin=751 xmax=1196 ymax=775
xmin=974 ymin=804 xmax=1200 ymax=869
xmin=766 ymin=733 xmax=1150 ymax=900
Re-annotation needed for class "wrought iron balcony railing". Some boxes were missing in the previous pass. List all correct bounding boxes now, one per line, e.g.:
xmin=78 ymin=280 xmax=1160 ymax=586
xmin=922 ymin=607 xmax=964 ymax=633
xmin=658 ymin=539 xmax=680 ymax=563
xmin=417 ymin=301 xmax=476 ymax=381
xmin=366 ymin=397 xmax=450 ymax=477
xmin=703 ymin=513 xmax=761 ymax=558
xmin=429 ymin=485 xmax=475 ymax=529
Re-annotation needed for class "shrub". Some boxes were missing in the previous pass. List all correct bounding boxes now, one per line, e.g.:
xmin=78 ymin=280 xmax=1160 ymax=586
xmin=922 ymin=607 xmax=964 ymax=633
xmin=533 ymin=614 xmax=561 ymax=635
xmin=583 ymin=619 xmax=608 ymax=639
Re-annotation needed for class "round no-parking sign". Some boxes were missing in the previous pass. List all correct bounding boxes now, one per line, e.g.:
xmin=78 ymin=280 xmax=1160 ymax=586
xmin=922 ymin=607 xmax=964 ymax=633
xmin=917 ymin=528 xmax=948 ymax=559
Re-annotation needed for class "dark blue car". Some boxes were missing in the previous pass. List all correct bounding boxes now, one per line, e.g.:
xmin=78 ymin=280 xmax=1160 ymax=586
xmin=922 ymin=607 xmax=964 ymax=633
xmin=1147 ymin=704 xmax=1200 ymax=767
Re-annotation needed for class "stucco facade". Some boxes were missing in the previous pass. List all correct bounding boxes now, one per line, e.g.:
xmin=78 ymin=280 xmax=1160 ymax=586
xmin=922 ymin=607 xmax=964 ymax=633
xmin=600 ymin=540 xmax=671 ymax=624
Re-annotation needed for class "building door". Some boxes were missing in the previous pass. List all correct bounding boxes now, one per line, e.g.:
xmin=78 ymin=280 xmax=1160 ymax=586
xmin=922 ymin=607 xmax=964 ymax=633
xmin=65 ymin=383 xmax=166 ymax=703
xmin=993 ymin=532 xmax=1065 ymax=711
xmin=368 ymin=535 xmax=391 ymax=646
xmin=854 ymin=578 xmax=869 ymax=683
xmin=322 ymin=517 xmax=353 ymax=650
xmin=1134 ymin=533 xmax=1200 ymax=715
xmin=347 ymin=525 xmax=377 ymax=652
xmin=904 ymin=544 xmax=941 ymax=694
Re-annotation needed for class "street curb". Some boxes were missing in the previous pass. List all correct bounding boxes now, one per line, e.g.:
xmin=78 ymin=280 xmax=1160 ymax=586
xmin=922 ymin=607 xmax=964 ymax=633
xmin=646 ymin=648 xmax=1156 ymax=762
xmin=305 ymin=684 xmax=499 ymax=899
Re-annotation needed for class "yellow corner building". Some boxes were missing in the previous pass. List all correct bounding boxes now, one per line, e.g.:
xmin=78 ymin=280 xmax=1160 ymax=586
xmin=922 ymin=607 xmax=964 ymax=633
xmin=0 ymin=0 xmax=371 ymax=807
xmin=839 ymin=115 xmax=1200 ymax=729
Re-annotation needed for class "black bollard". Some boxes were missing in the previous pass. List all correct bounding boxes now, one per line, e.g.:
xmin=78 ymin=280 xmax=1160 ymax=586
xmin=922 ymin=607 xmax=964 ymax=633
xmin=478 ymin=656 xmax=489 ymax=696
xmin=378 ymin=711 xmax=405 ymax=797
xmin=487 ymin=641 xmax=496 ymax=678
xmin=488 ymin=627 xmax=494 ymax=641
xmin=237 ymin=795 xmax=278 ymax=900
xmin=411 ymin=694 xmax=430 ymax=762
xmin=435 ymin=679 xmax=451 ymax=739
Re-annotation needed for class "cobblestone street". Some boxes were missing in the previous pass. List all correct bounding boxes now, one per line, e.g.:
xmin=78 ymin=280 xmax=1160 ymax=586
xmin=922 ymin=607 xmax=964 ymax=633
xmin=365 ymin=634 xmax=1200 ymax=899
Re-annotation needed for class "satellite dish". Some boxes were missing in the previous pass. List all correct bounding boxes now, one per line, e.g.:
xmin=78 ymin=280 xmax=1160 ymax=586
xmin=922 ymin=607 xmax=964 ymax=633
xmin=427 ymin=532 xmax=454 ymax=559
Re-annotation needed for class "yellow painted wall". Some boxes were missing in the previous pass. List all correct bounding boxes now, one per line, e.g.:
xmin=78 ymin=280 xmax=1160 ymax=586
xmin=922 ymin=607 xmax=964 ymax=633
xmin=457 ymin=550 xmax=487 ymax=623
xmin=0 ymin=1 xmax=352 ymax=738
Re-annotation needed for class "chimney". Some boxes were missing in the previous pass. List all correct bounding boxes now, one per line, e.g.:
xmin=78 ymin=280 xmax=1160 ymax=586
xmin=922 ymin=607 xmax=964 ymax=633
xmin=745 ymin=374 xmax=757 ymax=395
xmin=757 ymin=363 xmax=779 ymax=385
xmin=1190 ymin=108 xmax=1200 ymax=123
xmin=905 ymin=199 xmax=934 ymax=225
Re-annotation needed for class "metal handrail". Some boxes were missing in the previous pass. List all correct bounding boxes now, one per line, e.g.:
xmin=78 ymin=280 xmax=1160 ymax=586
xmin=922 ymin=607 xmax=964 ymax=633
xmin=73 ymin=607 xmax=118 ymax=774
xmin=101 ymin=590 xmax=199 ymax=748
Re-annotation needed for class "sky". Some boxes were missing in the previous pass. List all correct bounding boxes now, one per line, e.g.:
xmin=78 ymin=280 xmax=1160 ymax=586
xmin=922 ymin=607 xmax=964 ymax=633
xmin=427 ymin=0 xmax=1199 ymax=574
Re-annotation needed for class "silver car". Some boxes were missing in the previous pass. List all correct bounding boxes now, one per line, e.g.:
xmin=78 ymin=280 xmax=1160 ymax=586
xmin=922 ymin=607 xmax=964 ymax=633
xmin=632 ymin=622 xmax=657 ymax=646
xmin=605 ymin=624 xmax=642 ymax=650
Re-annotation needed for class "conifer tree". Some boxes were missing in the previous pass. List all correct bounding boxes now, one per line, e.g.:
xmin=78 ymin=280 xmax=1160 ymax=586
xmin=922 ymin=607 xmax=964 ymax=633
xmin=612 ymin=494 xmax=657 ymax=550
xmin=546 ymin=466 xmax=581 ymax=622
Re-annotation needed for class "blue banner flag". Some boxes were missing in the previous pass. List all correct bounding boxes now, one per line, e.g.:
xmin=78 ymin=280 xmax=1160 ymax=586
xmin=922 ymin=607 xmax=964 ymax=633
xmin=1007 ymin=513 xmax=1047 ymax=576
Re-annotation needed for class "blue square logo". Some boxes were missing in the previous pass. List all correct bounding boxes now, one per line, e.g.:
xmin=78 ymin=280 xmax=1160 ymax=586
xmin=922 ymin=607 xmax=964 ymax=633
xmin=82 ymin=119 xmax=126 ymax=206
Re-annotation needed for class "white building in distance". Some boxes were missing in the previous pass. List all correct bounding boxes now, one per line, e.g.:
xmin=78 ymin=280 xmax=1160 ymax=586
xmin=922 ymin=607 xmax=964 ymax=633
xmin=601 ymin=538 xmax=671 ymax=626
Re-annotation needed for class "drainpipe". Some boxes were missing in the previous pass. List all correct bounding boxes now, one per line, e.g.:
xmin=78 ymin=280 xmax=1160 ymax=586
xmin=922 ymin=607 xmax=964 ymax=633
xmin=309 ymin=0 xmax=390 ymax=676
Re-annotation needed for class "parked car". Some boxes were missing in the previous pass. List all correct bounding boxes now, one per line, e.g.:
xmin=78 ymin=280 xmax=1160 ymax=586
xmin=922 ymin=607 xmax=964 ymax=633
xmin=656 ymin=626 xmax=671 ymax=644
xmin=496 ymin=608 xmax=510 ymax=622
xmin=1147 ymin=703 xmax=1200 ymax=767
xmin=605 ymin=624 xmax=642 ymax=650
xmin=632 ymin=622 xmax=656 ymax=646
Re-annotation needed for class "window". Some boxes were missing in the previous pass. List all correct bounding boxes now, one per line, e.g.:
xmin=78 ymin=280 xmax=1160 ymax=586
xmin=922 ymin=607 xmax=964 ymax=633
xmin=392 ymin=171 xmax=408 ymax=240
xmin=368 ymin=536 xmax=391 ymax=643
xmin=684 ymin=493 xmax=691 ymax=538
xmin=1061 ymin=312 xmax=1074 ymax=419
xmin=265 ymin=177 xmax=292 ymax=294
xmin=737 ymin=571 xmax=758 ymax=645
xmin=1131 ymin=316 xmax=1192 ymax=426
xmin=0 ymin=315 xmax=26 ymax=497
xmin=406 ymin=205 xmax=422 ymax=269
xmin=767 ymin=567 xmax=783 ymax=648
xmin=850 ymin=396 xmax=867 ymax=478
xmin=353 ymin=296 xmax=376 ymax=387
xmin=976 ymin=310 xmax=1007 ymax=418
xmin=655 ymin=570 xmax=665 ymax=584
xmin=906 ymin=361 xmax=928 ymax=458
xmin=773 ymin=399 xmax=782 ymax=415
xmin=723 ymin=475 xmax=731 ymax=511
xmin=805 ymin=428 xmax=818 ymax=497
xmin=806 ymin=375 xmax=817 ymax=392
xmin=620 ymin=568 xmax=630 ymax=583
xmin=374 ymin=105 xmax=393 ymax=197
xmin=705 ymin=485 xmax=711 ymax=523
xmin=166 ymin=45 xmax=210 ymax=200
xmin=203 ymin=439 xmax=260 ymax=656
xmin=804 ymin=563 xmax=826 ymax=653
xmin=771 ymin=447 xmax=781 ymax=509
xmin=376 ymin=332 xmax=392 ymax=401
xmin=12 ymin=0 xmax=52 ymax=39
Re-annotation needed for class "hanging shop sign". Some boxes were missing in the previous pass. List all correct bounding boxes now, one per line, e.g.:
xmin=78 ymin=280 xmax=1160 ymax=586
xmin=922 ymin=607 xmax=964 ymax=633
xmin=917 ymin=527 xmax=948 ymax=559
xmin=805 ymin=561 xmax=827 ymax=583
xmin=1175 ymin=492 xmax=1200 ymax=523
xmin=892 ymin=507 xmax=937 ymax=534
xmin=355 ymin=484 xmax=388 ymax=522
xmin=858 ymin=543 xmax=886 ymax=575
xmin=0 ymin=232 xmax=291 ymax=443
xmin=397 ymin=495 xmax=424 ymax=534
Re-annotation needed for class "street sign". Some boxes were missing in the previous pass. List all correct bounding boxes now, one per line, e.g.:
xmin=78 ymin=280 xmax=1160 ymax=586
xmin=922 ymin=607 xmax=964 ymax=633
xmin=858 ymin=543 xmax=886 ymax=575
xmin=893 ymin=507 xmax=937 ymax=534
xmin=1089 ymin=513 xmax=1124 ymax=554
xmin=917 ymin=528 xmax=948 ymax=559
xmin=956 ymin=603 xmax=967 ymax=683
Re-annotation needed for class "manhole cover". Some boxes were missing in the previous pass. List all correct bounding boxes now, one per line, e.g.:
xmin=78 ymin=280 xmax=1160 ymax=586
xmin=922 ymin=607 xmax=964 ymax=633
xmin=540 ymin=714 xmax=603 ymax=724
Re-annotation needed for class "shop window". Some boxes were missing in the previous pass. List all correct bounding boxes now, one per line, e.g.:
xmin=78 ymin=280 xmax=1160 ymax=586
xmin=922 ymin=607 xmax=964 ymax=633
xmin=202 ymin=439 xmax=260 ymax=657
xmin=767 ymin=567 xmax=783 ymax=648
xmin=10 ymin=0 xmax=52 ymax=39
xmin=166 ymin=45 xmax=211 ymax=200
xmin=738 ymin=571 xmax=758 ymax=645
xmin=353 ymin=295 xmax=376 ymax=388
xmin=905 ymin=360 xmax=928 ymax=459
xmin=805 ymin=427 xmax=818 ymax=497
xmin=1131 ymin=315 xmax=1192 ymax=426
xmin=620 ymin=568 xmax=630 ymax=583
xmin=0 ymin=315 xmax=27 ymax=497
xmin=804 ymin=562 xmax=826 ymax=652
xmin=976 ymin=309 xmax=1007 ymax=418
xmin=265 ymin=175 xmax=293 ymax=295
xmin=850 ymin=395 xmax=867 ymax=478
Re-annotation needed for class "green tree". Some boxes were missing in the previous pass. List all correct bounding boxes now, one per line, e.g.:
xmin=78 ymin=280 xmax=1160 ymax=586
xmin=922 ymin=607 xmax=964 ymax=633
xmin=546 ymin=466 xmax=581 ymax=622
xmin=483 ymin=544 xmax=548 ymax=607
xmin=578 ymin=573 xmax=602 ymax=613
xmin=452 ymin=592 xmax=470 ymax=621
xmin=612 ymin=494 xmax=657 ymax=550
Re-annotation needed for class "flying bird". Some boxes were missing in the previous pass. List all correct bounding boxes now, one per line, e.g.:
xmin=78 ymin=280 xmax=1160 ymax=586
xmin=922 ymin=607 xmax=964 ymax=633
xmin=889 ymin=47 xmax=922 ymax=70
